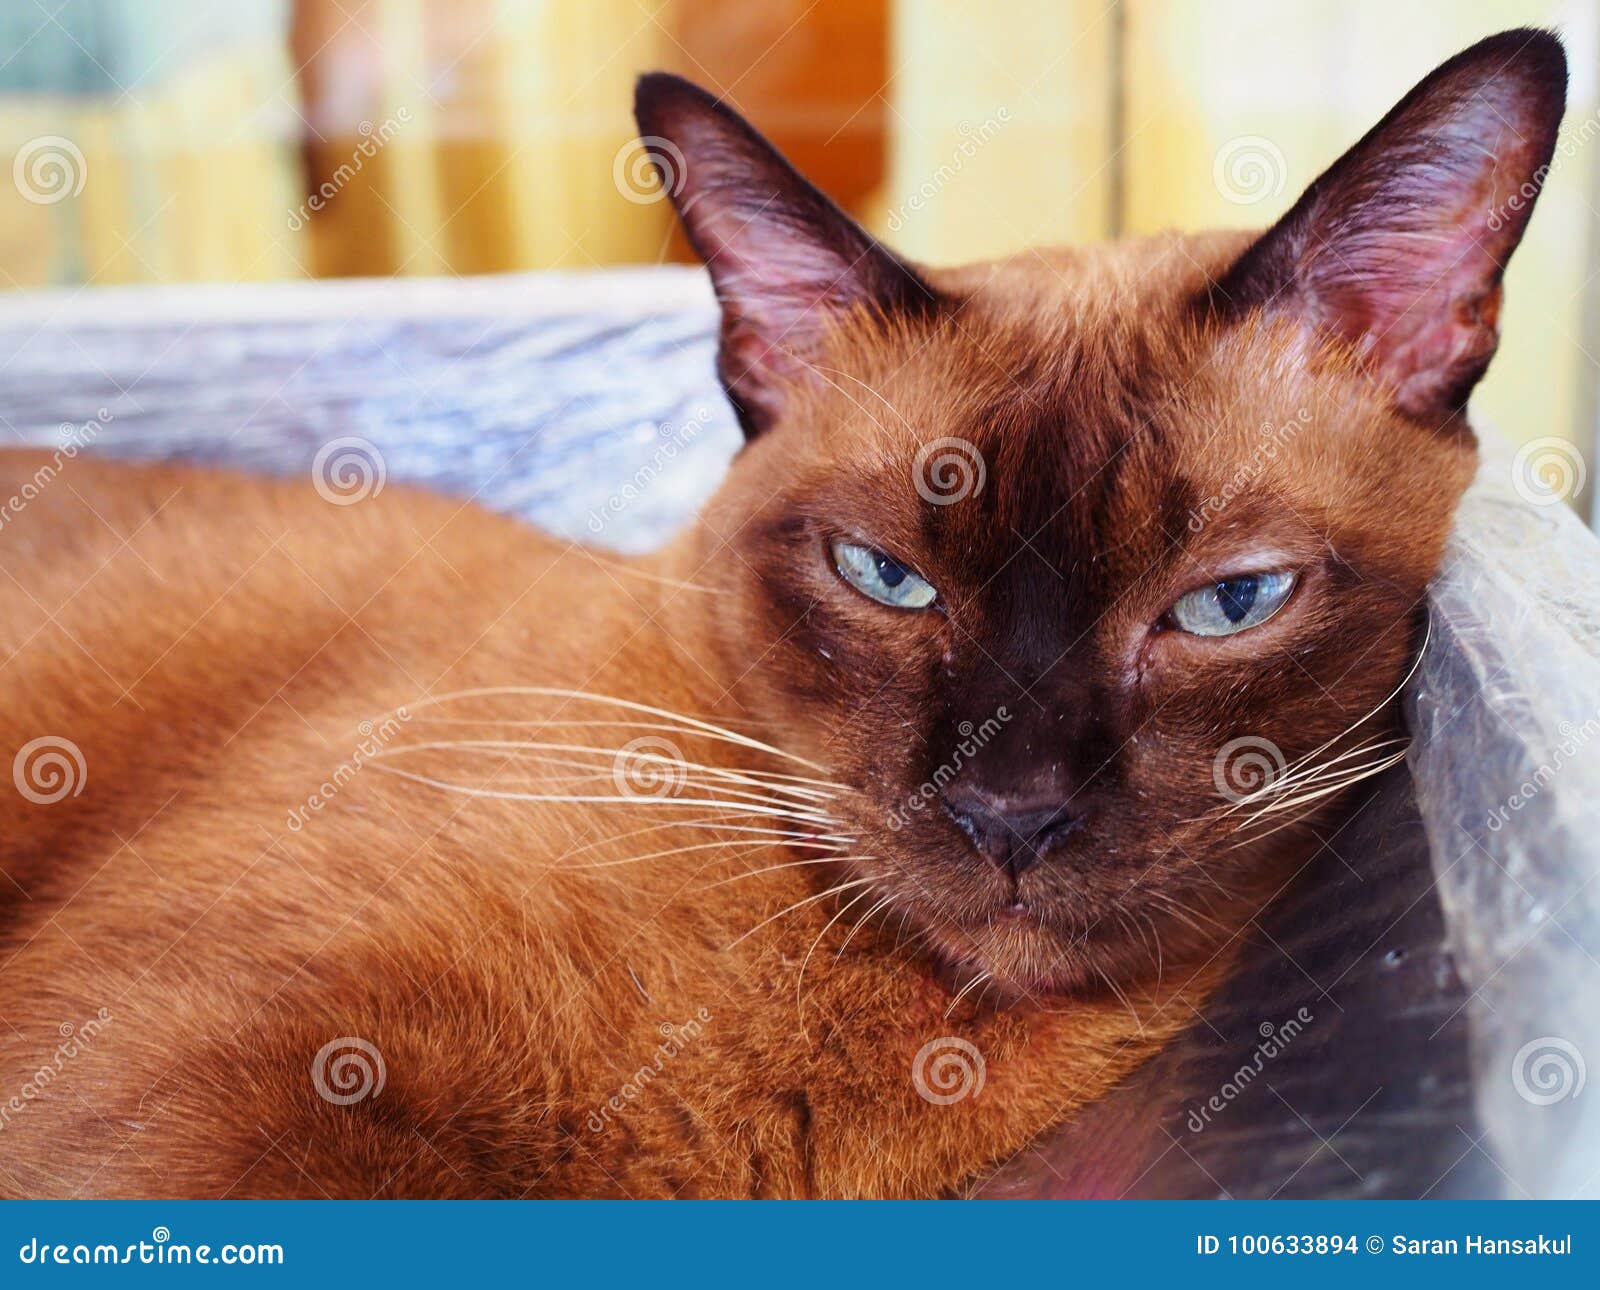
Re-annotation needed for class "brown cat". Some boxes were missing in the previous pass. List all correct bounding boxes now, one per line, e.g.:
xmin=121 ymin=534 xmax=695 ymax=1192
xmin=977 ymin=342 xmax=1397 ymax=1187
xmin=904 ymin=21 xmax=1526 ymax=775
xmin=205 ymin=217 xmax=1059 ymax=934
xmin=0 ymin=29 xmax=1565 ymax=1198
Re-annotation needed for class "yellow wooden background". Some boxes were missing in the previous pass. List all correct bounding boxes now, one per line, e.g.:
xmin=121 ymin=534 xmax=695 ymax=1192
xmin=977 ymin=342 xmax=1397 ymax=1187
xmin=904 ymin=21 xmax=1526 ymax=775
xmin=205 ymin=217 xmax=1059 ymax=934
xmin=1 ymin=0 xmax=1594 ymax=492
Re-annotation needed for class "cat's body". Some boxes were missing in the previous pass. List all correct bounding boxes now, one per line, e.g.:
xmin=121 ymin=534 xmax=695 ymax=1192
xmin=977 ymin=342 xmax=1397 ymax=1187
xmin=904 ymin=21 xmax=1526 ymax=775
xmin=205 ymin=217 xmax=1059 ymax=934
xmin=0 ymin=447 xmax=1206 ymax=1198
xmin=0 ymin=31 xmax=1568 ymax=1197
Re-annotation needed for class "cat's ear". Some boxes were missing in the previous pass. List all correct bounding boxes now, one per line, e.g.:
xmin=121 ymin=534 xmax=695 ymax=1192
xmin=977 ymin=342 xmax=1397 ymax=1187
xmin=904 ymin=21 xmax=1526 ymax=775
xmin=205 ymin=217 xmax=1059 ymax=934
xmin=633 ymin=73 xmax=937 ymax=437
xmin=1209 ymin=29 xmax=1567 ymax=426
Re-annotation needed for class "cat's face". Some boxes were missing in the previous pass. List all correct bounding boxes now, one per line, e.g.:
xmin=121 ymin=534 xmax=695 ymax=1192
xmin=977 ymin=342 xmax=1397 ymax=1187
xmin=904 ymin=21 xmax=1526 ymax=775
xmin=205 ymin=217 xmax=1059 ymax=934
xmin=637 ymin=30 xmax=1565 ymax=993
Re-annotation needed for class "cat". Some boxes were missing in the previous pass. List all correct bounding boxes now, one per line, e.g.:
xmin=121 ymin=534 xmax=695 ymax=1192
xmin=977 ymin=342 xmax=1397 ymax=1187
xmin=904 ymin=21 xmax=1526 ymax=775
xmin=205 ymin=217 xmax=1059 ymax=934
xmin=0 ymin=28 xmax=1565 ymax=1198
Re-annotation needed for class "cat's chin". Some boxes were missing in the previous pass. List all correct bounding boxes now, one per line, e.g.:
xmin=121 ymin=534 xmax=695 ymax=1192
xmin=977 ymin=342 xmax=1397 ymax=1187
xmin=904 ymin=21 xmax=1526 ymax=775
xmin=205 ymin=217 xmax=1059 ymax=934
xmin=919 ymin=909 xmax=1139 ymax=1000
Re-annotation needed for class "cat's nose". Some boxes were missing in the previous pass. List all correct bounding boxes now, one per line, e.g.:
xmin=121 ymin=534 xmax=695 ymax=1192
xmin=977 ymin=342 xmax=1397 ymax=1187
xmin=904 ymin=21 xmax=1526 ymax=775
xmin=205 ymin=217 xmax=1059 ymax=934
xmin=939 ymin=784 xmax=1086 ymax=875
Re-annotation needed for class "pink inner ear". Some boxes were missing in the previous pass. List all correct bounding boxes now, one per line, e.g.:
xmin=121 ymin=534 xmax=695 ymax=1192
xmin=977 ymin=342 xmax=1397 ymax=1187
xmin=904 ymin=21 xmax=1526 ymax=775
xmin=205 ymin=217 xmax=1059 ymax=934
xmin=1226 ymin=33 xmax=1566 ymax=424
xmin=1311 ymin=222 xmax=1505 ymax=422
xmin=1303 ymin=99 xmax=1552 ymax=421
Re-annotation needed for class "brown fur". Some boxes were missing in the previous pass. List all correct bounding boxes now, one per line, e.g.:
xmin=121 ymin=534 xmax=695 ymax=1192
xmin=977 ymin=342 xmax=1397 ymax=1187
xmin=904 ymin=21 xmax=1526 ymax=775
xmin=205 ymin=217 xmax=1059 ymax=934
xmin=0 ymin=31 xmax=1564 ymax=1197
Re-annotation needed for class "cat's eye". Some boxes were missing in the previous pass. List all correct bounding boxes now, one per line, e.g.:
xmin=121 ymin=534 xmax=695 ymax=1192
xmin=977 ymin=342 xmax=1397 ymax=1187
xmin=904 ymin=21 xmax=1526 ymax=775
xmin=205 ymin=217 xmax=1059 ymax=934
xmin=1169 ymin=571 xmax=1296 ymax=637
xmin=830 ymin=538 xmax=937 ymax=610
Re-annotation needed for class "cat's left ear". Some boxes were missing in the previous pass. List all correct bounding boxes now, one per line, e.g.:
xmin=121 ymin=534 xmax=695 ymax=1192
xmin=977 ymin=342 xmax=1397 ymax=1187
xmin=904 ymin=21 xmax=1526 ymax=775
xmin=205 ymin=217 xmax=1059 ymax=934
xmin=1210 ymin=29 xmax=1567 ymax=426
xmin=633 ymin=73 xmax=938 ymax=438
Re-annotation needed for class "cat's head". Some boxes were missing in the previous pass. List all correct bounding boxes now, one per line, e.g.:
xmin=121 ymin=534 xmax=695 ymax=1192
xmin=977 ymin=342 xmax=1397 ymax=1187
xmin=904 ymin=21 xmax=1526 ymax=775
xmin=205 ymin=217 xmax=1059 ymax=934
xmin=636 ymin=30 xmax=1566 ymax=994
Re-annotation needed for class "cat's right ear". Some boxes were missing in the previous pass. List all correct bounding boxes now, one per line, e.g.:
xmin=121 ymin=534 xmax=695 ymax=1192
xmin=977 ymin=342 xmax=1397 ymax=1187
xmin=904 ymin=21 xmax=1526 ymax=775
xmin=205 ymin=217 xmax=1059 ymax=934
xmin=633 ymin=73 xmax=937 ymax=438
xmin=1207 ymin=28 xmax=1567 ymax=427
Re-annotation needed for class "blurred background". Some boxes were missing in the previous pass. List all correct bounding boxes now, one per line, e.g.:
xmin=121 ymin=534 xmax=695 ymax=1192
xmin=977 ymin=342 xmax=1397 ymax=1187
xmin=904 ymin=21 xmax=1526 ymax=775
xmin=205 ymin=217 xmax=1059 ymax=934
xmin=0 ymin=0 xmax=1596 ymax=518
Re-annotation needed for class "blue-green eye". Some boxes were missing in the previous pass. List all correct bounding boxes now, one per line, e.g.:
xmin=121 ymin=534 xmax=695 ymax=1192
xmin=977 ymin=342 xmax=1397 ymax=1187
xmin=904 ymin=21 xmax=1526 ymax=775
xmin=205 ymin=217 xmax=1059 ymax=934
xmin=831 ymin=538 xmax=937 ymax=610
xmin=1170 ymin=571 xmax=1296 ymax=636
